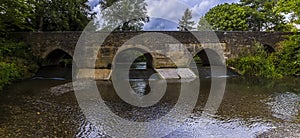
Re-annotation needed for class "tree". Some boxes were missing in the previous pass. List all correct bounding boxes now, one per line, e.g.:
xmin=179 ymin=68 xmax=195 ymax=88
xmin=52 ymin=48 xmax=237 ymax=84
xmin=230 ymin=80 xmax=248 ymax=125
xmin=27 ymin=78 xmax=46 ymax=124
xmin=240 ymin=0 xmax=289 ymax=31
xmin=276 ymin=0 xmax=300 ymax=26
xmin=0 ymin=0 xmax=93 ymax=32
xmin=33 ymin=0 xmax=93 ymax=31
xmin=0 ymin=0 xmax=35 ymax=32
xmin=197 ymin=18 xmax=213 ymax=31
xmin=99 ymin=0 xmax=149 ymax=31
xmin=275 ymin=0 xmax=300 ymax=75
xmin=99 ymin=0 xmax=118 ymax=9
xmin=198 ymin=3 xmax=248 ymax=31
xmin=178 ymin=8 xmax=195 ymax=31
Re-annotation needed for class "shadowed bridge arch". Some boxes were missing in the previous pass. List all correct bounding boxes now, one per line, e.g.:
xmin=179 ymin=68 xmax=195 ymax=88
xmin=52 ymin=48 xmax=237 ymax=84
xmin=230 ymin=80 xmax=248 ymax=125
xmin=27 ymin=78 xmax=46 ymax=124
xmin=193 ymin=48 xmax=224 ymax=66
xmin=263 ymin=44 xmax=276 ymax=54
xmin=114 ymin=48 xmax=154 ymax=70
xmin=44 ymin=49 xmax=73 ymax=67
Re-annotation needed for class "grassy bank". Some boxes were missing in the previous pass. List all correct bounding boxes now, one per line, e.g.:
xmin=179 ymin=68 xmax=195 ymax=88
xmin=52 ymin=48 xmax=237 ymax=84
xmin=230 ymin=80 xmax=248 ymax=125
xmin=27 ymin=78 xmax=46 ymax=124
xmin=228 ymin=35 xmax=300 ymax=79
xmin=0 ymin=40 xmax=39 ymax=91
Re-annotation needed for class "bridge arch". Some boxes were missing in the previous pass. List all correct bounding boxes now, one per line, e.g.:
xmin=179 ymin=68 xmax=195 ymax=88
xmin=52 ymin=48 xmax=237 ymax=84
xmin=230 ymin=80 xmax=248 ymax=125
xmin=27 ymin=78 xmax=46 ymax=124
xmin=43 ymin=48 xmax=73 ymax=67
xmin=113 ymin=47 xmax=154 ymax=69
xmin=193 ymin=48 xmax=224 ymax=66
xmin=263 ymin=44 xmax=275 ymax=53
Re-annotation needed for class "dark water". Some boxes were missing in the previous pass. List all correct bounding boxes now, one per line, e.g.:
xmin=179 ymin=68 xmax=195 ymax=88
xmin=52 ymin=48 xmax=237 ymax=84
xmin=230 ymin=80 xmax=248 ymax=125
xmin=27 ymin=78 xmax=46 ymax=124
xmin=0 ymin=67 xmax=299 ymax=137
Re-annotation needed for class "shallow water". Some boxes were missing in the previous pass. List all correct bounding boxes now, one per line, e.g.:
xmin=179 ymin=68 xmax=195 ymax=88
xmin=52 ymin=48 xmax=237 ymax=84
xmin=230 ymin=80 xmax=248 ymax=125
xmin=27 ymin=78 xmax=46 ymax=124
xmin=0 ymin=68 xmax=299 ymax=137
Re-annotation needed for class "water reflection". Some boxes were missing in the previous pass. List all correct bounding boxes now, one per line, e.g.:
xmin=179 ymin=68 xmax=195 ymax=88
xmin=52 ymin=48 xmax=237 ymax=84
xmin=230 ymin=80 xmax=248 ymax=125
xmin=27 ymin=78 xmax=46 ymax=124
xmin=0 ymin=76 xmax=299 ymax=137
xmin=129 ymin=80 xmax=150 ymax=96
xmin=76 ymin=119 xmax=106 ymax=138
xmin=166 ymin=117 xmax=273 ymax=138
xmin=130 ymin=62 xmax=147 ymax=70
xmin=266 ymin=92 xmax=300 ymax=121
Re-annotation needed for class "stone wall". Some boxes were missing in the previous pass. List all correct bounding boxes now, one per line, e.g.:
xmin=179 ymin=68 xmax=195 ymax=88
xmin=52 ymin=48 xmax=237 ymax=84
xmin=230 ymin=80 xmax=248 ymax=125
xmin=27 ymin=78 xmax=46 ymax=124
xmin=11 ymin=31 xmax=293 ymax=68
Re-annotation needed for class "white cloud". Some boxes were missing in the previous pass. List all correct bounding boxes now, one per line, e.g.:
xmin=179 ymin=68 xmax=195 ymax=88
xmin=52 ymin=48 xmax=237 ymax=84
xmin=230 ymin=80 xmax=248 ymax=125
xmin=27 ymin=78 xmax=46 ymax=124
xmin=144 ymin=0 xmax=239 ymax=30
xmin=146 ymin=0 xmax=191 ymax=23
xmin=88 ymin=0 xmax=239 ymax=31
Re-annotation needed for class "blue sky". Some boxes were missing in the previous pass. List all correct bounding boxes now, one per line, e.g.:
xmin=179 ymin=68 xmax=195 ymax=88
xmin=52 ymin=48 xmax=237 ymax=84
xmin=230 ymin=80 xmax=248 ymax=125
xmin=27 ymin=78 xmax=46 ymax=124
xmin=88 ymin=0 xmax=239 ymax=30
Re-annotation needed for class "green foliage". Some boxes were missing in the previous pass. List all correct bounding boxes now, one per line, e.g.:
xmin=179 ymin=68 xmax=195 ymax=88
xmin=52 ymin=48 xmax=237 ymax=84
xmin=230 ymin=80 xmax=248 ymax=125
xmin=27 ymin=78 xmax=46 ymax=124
xmin=198 ymin=3 xmax=248 ymax=31
xmin=198 ymin=1 xmax=291 ymax=31
xmin=33 ymin=0 xmax=92 ymax=31
xmin=99 ymin=0 xmax=149 ymax=31
xmin=178 ymin=8 xmax=195 ymax=31
xmin=240 ymin=0 xmax=289 ymax=31
xmin=0 ymin=62 xmax=22 ymax=91
xmin=0 ymin=0 xmax=93 ymax=32
xmin=134 ymin=55 xmax=147 ymax=63
xmin=228 ymin=42 xmax=281 ymax=78
xmin=193 ymin=55 xmax=202 ymax=64
xmin=0 ymin=41 xmax=29 ymax=58
xmin=275 ymin=35 xmax=300 ymax=76
xmin=228 ymin=35 xmax=300 ymax=78
xmin=228 ymin=55 xmax=280 ymax=78
xmin=0 ymin=41 xmax=39 ymax=91
xmin=0 ymin=0 xmax=35 ymax=32
xmin=275 ymin=0 xmax=300 ymax=24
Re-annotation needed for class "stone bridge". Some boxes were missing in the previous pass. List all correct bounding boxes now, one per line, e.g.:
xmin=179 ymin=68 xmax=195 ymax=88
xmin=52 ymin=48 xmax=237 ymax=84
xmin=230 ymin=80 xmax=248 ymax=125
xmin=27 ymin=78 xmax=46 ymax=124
xmin=12 ymin=31 xmax=292 ymax=79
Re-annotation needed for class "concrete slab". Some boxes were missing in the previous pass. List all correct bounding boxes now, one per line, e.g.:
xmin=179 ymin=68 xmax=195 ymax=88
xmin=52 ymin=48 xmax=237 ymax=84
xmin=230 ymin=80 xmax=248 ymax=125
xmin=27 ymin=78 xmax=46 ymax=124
xmin=76 ymin=69 xmax=111 ymax=80
xmin=156 ymin=68 xmax=196 ymax=79
xmin=156 ymin=69 xmax=180 ymax=79
xmin=176 ymin=68 xmax=197 ymax=79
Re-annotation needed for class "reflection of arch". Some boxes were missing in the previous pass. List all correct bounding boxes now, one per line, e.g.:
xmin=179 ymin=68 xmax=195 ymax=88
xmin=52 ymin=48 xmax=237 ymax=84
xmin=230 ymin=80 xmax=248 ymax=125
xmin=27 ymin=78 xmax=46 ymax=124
xmin=263 ymin=44 xmax=275 ymax=53
xmin=44 ymin=49 xmax=72 ymax=66
xmin=114 ymin=48 xmax=154 ymax=69
xmin=194 ymin=48 xmax=223 ymax=66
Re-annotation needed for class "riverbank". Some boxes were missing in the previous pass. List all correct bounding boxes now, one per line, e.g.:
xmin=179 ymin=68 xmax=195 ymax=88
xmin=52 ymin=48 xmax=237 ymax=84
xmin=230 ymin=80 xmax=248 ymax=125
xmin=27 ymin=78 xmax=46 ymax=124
xmin=227 ymin=36 xmax=300 ymax=79
xmin=0 ymin=41 xmax=39 ymax=91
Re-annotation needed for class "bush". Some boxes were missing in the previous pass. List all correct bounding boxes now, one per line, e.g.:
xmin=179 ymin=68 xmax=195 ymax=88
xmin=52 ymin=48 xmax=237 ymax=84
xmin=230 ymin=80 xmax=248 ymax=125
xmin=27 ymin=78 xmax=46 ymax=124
xmin=228 ymin=35 xmax=300 ymax=79
xmin=227 ymin=41 xmax=281 ymax=78
xmin=275 ymin=35 xmax=300 ymax=76
xmin=0 ymin=41 xmax=39 ymax=91
xmin=0 ymin=62 xmax=22 ymax=91
xmin=228 ymin=55 xmax=281 ymax=78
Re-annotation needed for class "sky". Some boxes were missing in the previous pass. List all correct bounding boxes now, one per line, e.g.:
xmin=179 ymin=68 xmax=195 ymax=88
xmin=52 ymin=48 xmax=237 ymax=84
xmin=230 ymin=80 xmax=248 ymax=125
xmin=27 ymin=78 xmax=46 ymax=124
xmin=88 ymin=0 xmax=239 ymax=31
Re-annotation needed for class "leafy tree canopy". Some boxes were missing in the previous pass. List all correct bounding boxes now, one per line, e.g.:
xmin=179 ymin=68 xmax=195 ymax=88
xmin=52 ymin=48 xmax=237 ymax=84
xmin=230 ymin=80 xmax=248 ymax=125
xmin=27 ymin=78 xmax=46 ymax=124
xmin=0 ymin=0 xmax=35 ymax=32
xmin=275 ymin=0 xmax=300 ymax=25
xmin=0 ymin=0 xmax=93 ymax=32
xmin=198 ymin=1 xmax=292 ymax=32
xmin=198 ymin=3 xmax=248 ymax=31
xmin=240 ymin=0 xmax=290 ymax=31
xmin=34 ymin=0 xmax=93 ymax=31
xmin=99 ymin=0 xmax=149 ymax=31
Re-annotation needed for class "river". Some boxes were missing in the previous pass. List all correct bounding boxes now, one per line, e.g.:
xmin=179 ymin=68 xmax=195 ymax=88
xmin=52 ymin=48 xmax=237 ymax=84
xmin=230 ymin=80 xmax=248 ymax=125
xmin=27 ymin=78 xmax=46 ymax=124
xmin=0 ymin=66 xmax=299 ymax=137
